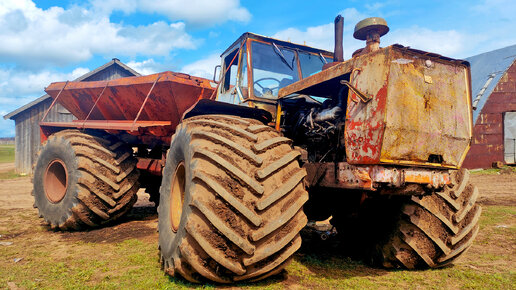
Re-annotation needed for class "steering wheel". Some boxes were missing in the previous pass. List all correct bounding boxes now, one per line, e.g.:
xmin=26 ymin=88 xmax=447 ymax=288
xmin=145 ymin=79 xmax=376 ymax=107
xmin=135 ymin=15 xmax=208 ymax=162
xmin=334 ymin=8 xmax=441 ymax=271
xmin=253 ymin=77 xmax=281 ymax=96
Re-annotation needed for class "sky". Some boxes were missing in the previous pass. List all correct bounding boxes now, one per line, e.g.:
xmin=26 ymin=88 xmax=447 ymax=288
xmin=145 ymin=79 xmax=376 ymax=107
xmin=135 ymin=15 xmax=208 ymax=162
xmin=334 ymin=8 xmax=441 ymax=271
xmin=1 ymin=0 xmax=516 ymax=137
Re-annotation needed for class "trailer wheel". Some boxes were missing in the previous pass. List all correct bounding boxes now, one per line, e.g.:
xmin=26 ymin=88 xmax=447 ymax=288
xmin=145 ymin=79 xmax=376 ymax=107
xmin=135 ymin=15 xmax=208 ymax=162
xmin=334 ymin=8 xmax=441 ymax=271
xmin=158 ymin=115 xmax=308 ymax=283
xmin=374 ymin=169 xmax=481 ymax=269
xmin=33 ymin=129 xmax=139 ymax=230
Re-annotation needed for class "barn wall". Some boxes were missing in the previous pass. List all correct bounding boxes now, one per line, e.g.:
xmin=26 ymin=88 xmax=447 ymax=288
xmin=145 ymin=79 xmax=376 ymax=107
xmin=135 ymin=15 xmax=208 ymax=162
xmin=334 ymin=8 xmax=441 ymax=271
xmin=13 ymin=99 xmax=76 ymax=174
xmin=83 ymin=64 xmax=134 ymax=81
xmin=463 ymin=60 xmax=516 ymax=168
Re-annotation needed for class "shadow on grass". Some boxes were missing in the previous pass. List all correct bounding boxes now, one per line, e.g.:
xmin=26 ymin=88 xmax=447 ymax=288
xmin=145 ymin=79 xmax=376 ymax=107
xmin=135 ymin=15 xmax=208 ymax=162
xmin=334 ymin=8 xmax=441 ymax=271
xmin=292 ymin=231 xmax=391 ymax=281
xmin=162 ymin=231 xmax=391 ymax=288
xmin=58 ymin=204 xmax=158 ymax=244
xmin=164 ymin=271 xmax=289 ymax=289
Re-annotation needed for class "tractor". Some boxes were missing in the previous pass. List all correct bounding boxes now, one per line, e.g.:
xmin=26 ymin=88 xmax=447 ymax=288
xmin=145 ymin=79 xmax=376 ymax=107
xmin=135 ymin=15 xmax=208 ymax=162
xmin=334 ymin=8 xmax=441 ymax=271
xmin=33 ymin=16 xmax=480 ymax=283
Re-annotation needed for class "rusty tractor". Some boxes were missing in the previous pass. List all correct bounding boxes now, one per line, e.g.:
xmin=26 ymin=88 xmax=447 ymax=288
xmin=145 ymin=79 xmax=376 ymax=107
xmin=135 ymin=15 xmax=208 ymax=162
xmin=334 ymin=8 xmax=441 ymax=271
xmin=33 ymin=15 xmax=481 ymax=283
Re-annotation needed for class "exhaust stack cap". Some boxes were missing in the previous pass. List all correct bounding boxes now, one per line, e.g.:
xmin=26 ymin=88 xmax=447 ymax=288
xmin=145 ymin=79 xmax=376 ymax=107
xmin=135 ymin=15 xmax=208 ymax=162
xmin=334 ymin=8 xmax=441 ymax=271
xmin=353 ymin=17 xmax=389 ymax=40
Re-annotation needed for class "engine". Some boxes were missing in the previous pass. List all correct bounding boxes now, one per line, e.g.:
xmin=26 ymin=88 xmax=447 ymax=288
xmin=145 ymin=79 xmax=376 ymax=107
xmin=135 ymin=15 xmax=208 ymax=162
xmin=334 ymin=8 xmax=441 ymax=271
xmin=280 ymin=85 xmax=348 ymax=163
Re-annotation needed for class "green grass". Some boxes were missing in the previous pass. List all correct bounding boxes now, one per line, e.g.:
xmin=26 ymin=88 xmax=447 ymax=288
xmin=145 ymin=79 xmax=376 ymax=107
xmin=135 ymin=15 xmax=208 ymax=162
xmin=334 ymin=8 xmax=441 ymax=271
xmin=470 ymin=167 xmax=515 ymax=175
xmin=0 ymin=144 xmax=14 ymax=163
xmin=0 ymin=170 xmax=21 ymax=179
xmin=1 ymin=206 xmax=514 ymax=289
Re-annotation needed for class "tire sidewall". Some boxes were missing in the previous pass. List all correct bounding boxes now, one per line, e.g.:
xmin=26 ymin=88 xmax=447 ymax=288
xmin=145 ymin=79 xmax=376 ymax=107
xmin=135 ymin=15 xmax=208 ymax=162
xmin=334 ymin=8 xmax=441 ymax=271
xmin=33 ymin=135 xmax=80 ymax=226
xmin=159 ymin=125 xmax=194 ymax=260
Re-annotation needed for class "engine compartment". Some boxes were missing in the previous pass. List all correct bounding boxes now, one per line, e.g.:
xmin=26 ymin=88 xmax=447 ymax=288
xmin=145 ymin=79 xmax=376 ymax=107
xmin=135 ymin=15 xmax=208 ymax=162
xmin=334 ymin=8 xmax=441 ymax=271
xmin=279 ymin=45 xmax=472 ymax=169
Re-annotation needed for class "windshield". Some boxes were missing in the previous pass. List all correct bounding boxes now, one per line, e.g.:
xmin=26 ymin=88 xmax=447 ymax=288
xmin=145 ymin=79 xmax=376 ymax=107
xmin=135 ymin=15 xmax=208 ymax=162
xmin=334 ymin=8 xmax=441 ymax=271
xmin=251 ymin=41 xmax=299 ymax=99
xmin=299 ymin=52 xmax=332 ymax=78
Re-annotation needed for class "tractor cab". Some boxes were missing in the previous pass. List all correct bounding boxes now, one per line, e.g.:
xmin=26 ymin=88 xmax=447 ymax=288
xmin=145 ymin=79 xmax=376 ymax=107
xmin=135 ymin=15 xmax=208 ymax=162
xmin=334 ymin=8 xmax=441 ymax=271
xmin=215 ymin=33 xmax=333 ymax=115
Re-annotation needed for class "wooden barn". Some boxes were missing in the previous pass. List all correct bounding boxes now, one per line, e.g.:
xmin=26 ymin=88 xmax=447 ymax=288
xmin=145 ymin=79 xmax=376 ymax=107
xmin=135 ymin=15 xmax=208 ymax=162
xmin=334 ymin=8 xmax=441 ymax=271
xmin=3 ymin=59 xmax=140 ymax=174
xmin=463 ymin=45 xmax=516 ymax=168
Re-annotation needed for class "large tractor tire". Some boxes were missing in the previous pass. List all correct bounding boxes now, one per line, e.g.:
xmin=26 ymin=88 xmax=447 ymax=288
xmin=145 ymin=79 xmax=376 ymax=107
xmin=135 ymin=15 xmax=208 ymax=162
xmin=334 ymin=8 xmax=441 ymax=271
xmin=33 ymin=129 xmax=139 ymax=230
xmin=375 ymin=169 xmax=481 ymax=269
xmin=158 ymin=115 xmax=308 ymax=283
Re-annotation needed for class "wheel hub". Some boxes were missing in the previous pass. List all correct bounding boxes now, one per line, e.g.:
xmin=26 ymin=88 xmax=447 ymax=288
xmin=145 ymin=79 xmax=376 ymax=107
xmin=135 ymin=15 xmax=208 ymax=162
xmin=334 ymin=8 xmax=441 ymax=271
xmin=169 ymin=162 xmax=186 ymax=233
xmin=44 ymin=159 xmax=68 ymax=203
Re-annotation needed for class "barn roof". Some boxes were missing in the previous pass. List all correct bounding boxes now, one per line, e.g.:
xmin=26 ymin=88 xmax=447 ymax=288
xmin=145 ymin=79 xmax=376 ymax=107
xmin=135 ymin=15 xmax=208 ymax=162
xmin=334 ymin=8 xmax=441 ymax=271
xmin=466 ymin=44 xmax=516 ymax=123
xmin=3 ymin=58 xmax=140 ymax=120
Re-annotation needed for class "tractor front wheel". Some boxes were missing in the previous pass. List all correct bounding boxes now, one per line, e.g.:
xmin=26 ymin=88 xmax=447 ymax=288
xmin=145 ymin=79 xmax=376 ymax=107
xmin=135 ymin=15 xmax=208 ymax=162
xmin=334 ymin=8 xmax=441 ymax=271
xmin=158 ymin=115 xmax=308 ymax=283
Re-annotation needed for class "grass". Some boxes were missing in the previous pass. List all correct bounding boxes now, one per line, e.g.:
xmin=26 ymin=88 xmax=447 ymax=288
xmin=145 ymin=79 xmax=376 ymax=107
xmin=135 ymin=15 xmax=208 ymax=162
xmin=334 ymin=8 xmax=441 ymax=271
xmin=0 ymin=170 xmax=22 ymax=179
xmin=0 ymin=144 xmax=14 ymax=163
xmin=0 ymin=206 xmax=514 ymax=289
xmin=470 ymin=166 xmax=515 ymax=175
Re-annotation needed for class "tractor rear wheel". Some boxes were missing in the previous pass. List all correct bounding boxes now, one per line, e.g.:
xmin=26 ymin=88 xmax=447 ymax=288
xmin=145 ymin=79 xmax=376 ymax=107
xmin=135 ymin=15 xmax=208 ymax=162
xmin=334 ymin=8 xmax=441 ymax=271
xmin=158 ymin=115 xmax=308 ymax=283
xmin=374 ymin=169 xmax=481 ymax=268
xmin=33 ymin=129 xmax=139 ymax=230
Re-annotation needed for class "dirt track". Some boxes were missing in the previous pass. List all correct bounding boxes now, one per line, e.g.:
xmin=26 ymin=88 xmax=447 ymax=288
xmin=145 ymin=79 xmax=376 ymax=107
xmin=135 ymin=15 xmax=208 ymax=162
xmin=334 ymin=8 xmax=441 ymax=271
xmin=0 ymin=163 xmax=14 ymax=173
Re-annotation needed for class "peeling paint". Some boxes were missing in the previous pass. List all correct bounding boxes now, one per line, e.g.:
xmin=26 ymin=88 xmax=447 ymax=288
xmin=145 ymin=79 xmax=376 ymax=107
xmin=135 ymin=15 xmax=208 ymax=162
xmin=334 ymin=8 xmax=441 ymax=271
xmin=392 ymin=58 xmax=414 ymax=64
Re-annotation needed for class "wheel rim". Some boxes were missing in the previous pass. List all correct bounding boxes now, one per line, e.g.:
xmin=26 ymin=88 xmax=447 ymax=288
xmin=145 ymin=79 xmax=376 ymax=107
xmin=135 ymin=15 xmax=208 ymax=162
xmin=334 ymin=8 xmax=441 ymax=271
xmin=170 ymin=162 xmax=186 ymax=233
xmin=44 ymin=159 xmax=68 ymax=203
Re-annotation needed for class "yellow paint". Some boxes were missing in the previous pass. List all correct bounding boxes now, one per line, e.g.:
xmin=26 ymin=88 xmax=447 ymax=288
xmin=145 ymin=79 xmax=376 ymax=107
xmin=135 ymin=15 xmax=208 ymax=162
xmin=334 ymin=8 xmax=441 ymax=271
xmin=380 ymin=48 xmax=471 ymax=168
xmin=380 ymin=158 xmax=457 ymax=169
xmin=275 ymin=104 xmax=282 ymax=131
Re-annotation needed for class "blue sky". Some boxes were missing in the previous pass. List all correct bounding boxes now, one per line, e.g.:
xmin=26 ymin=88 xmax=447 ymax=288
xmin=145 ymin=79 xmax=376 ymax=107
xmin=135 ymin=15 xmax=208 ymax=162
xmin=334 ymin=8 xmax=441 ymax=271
xmin=1 ymin=0 xmax=516 ymax=137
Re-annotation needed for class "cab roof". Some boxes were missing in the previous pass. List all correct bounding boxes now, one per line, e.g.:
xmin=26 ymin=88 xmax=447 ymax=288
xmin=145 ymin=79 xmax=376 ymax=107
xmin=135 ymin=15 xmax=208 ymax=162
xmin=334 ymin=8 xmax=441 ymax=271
xmin=221 ymin=32 xmax=334 ymax=57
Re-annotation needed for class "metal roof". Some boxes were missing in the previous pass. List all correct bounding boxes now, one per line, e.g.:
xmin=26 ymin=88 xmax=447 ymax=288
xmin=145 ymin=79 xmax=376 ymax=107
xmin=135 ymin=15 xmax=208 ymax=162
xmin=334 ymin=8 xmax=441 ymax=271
xmin=466 ymin=44 xmax=516 ymax=123
xmin=221 ymin=32 xmax=334 ymax=57
xmin=3 ymin=58 xmax=140 ymax=120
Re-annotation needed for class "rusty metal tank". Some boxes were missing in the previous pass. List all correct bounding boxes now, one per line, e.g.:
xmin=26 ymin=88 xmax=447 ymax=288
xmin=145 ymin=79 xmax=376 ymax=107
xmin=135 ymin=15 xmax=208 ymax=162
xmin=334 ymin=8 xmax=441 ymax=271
xmin=43 ymin=71 xmax=217 ymax=142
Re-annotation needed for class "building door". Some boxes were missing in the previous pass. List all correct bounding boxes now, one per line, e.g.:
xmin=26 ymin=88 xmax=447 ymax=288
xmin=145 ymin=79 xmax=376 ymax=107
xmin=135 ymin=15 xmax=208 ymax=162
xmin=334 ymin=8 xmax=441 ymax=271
xmin=504 ymin=112 xmax=516 ymax=164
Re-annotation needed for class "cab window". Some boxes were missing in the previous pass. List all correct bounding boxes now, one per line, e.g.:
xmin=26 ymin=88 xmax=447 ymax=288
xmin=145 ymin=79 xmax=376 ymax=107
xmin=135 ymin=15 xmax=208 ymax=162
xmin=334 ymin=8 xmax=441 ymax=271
xmin=299 ymin=52 xmax=332 ymax=78
xmin=251 ymin=41 xmax=299 ymax=99
xmin=222 ymin=48 xmax=239 ymax=92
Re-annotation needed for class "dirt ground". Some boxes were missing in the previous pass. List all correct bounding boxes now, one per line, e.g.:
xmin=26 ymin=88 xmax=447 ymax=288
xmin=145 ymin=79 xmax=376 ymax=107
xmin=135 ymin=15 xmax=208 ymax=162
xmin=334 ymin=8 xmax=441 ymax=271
xmin=0 ymin=162 xmax=14 ymax=173
xmin=470 ymin=173 xmax=516 ymax=206
xmin=0 ymin=163 xmax=514 ymax=288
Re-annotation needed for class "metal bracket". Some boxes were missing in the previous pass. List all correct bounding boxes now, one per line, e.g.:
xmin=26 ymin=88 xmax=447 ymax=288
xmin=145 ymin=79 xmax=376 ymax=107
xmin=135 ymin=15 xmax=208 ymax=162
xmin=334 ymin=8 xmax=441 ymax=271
xmin=41 ymin=80 xmax=69 ymax=122
xmin=82 ymin=82 xmax=109 ymax=129
xmin=340 ymin=80 xmax=372 ymax=103
xmin=131 ymin=74 xmax=161 ymax=131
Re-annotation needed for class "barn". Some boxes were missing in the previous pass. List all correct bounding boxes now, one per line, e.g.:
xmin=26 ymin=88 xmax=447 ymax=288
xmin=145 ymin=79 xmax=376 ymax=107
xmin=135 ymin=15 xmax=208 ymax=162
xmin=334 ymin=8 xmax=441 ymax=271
xmin=461 ymin=45 xmax=516 ymax=168
xmin=3 ymin=59 xmax=140 ymax=174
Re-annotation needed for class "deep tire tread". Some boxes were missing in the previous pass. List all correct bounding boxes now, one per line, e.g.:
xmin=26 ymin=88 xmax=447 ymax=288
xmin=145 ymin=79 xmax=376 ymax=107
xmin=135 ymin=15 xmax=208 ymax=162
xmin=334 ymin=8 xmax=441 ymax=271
xmin=159 ymin=115 xmax=308 ymax=283
xmin=34 ymin=129 xmax=139 ymax=230
xmin=380 ymin=169 xmax=481 ymax=269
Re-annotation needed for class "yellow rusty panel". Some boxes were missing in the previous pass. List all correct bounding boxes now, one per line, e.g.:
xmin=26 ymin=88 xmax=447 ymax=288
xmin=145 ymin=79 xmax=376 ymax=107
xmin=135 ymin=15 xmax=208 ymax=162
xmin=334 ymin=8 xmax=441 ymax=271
xmin=380 ymin=49 xmax=472 ymax=167
xmin=344 ymin=49 xmax=391 ymax=164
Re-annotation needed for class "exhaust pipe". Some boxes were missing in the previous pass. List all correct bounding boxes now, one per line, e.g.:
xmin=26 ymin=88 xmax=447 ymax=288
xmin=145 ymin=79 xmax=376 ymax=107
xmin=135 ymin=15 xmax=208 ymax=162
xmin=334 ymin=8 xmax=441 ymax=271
xmin=333 ymin=15 xmax=344 ymax=62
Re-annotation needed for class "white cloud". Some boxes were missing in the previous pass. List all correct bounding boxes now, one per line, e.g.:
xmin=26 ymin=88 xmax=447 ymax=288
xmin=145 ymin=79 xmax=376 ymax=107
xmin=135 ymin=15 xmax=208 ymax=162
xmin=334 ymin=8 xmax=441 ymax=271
xmin=90 ymin=0 xmax=251 ymax=26
xmin=126 ymin=59 xmax=172 ymax=75
xmin=0 ymin=0 xmax=197 ymax=68
xmin=1 ymin=65 xmax=89 ymax=136
xmin=181 ymin=53 xmax=221 ymax=79
xmin=273 ymin=23 xmax=334 ymax=52
xmin=0 ymin=67 xmax=89 ymax=105
xmin=271 ymin=8 xmax=374 ymax=59
xmin=385 ymin=26 xmax=466 ymax=57
xmin=339 ymin=8 xmax=369 ymax=29
xmin=272 ymin=8 xmax=472 ymax=59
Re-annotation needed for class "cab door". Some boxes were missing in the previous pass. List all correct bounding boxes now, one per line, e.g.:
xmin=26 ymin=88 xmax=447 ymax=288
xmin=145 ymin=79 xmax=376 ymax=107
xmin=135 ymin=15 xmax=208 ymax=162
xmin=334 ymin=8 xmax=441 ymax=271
xmin=217 ymin=42 xmax=248 ymax=105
